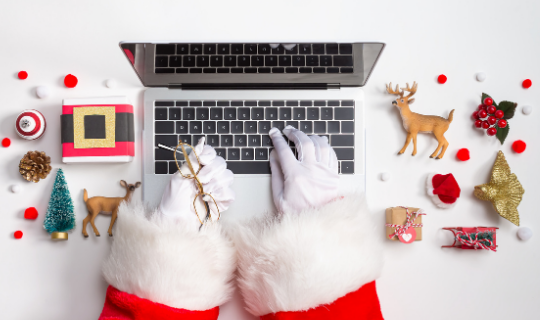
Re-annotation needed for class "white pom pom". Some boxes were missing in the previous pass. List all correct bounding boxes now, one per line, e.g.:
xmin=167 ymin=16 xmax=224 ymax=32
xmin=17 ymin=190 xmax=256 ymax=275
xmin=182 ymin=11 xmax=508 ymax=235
xmin=106 ymin=79 xmax=117 ymax=89
xmin=36 ymin=86 xmax=50 ymax=99
xmin=517 ymin=227 xmax=533 ymax=241
xmin=522 ymin=105 xmax=532 ymax=115
xmin=380 ymin=172 xmax=391 ymax=181
xmin=10 ymin=185 xmax=22 ymax=193
xmin=476 ymin=72 xmax=486 ymax=82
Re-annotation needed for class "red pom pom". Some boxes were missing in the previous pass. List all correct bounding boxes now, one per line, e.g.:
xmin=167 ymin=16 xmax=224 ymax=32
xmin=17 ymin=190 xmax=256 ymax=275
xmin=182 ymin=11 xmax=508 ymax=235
xmin=18 ymin=71 xmax=28 ymax=80
xmin=2 ymin=138 xmax=11 ymax=147
xmin=522 ymin=79 xmax=532 ymax=89
xmin=512 ymin=140 xmax=526 ymax=153
xmin=24 ymin=207 xmax=38 ymax=220
xmin=437 ymin=74 xmax=447 ymax=84
xmin=14 ymin=231 xmax=23 ymax=239
xmin=456 ymin=148 xmax=470 ymax=161
xmin=64 ymin=74 xmax=78 ymax=88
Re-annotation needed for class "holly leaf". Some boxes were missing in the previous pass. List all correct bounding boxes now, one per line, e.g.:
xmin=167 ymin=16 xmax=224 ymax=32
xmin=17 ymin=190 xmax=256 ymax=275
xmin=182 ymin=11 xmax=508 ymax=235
xmin=496 ymin=122 xmax=510 ymax=144
xmin=481 ymin=93 xmax=498 ymax=108
xmin=498 ymin=101 xmax=517 ymax=120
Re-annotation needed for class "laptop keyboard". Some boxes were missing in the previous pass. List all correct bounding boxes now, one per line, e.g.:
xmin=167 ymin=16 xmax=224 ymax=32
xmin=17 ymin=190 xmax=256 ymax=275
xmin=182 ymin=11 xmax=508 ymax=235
xmin=154 ymin=43 xmax=354 ymax=74
xmin=154 ymin=99 xmax=355 ymax=175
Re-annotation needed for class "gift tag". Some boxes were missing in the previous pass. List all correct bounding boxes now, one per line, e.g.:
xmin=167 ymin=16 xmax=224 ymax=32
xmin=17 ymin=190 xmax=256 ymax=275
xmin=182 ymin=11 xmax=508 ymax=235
xmin=398 ymin=227 xmax=417 ymax=244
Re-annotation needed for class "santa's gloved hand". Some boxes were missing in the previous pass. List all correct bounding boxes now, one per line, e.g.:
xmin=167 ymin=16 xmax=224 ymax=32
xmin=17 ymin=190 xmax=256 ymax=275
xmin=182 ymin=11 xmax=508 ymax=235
xmin=158 ymin=137 xmax=235 ymax=229
xmin=269 ymin=126 xmax=339 ymax=214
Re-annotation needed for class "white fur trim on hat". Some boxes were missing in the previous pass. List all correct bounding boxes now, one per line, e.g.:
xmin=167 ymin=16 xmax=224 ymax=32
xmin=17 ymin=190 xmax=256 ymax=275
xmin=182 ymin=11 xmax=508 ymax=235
xmin=102 ymin=200 xmax=236 ymax=311
xmin=233 ymin=193 xmax=383 ymax=316
xmin=426 ymin=173 xmax=456 ymax=209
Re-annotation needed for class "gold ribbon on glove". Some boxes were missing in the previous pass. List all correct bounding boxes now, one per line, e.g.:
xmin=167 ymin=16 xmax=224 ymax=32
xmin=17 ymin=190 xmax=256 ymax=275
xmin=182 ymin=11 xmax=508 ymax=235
xmin=172 ymin=140 xmax=220 ymax=225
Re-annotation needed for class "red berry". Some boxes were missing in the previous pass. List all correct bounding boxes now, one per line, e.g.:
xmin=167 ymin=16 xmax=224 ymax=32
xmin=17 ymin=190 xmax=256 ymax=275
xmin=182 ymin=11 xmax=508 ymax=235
xmin=522 ymin=79 xmax=532 ymax=89
xmin=2 ymin=138 xmax=10 ymax=147
xmin=64 ymin=74 xmax=78 ymax=88
xmin=438 ymin=74 xmax=447 ymax=84
xmin=478 ymin=104 xmax=486 ymax=110
xmin=487 ymin=105 xmax=497 ymax=114
xmin=18 ymin=71 xmax=28 ymax=80
xmin=487 ymin=127 xmax=497 ymax=136
xmin=481 ymin=121 xmax=490 ymax=129
xmin=478 ymin=110 xmax=488 ymax=118
xmin=14 ymin=231 xmax=23 ymax=239
xmin=495 ymin=110 xmax=504 ymax=118
xmin=512 ymin=140 xmax=526 ymax=153
xmin=456 ymin=148 xmax=470 ymax=161
xmin=472 ymin=111 xmax=479 ymax=120
xmin=487 ymin=116 xmax=497 ymax=125
xmin=498 ymin=119 xmax=507 ymax=128
xmin=474 ymin=120 xmax=482 ymax=128
xmin=24 ymin=207 xmax=38 ymax=220
xmin=484 ymin=97 xmax=494 ymax=106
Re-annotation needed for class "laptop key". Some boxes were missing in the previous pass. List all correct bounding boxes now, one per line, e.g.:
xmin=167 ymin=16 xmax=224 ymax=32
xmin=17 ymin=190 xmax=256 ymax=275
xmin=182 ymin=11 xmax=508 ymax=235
xmin=299 ymin=67 xmax=312 ymax=73
xmin=299 ymin=44 xmax=311 ymax=54
xmin=197 ymin=56 xmax=209 ymax=67
xmin=279 ymin=56 xmax=292 ymax=66
xmin=335 ymin=108 xmax=354 ymax=120
xmin=176 ymin=68 xmax=189 ymax=73
xmin=331 ymin=135 xmax=354 ymax=146
xmin=231 ymin=68 xmax=243 ymax=73
xmin=327 ymin=67 xmax=339 ymax=73
xmin=259 ymin=44 xmax=271 ymax=54
xmin=176 ymin=121 xmax=188 ymax=134
xmin=179 ymin=135 xmax=192 ymax=145
xmin=227 ymin=161 xmax=271 ymax=174
xmin=273 ymin=100 xmax=285 ymax=106
xmin=155 ymin=135 xmax=178 ymax=147
xmin=155 ymin=68 xmax=174 ymax=73
xmin=341 ymin=161 xmax=354 ymax=174
xmin=307 ymin=108 xmax=319 ymax=120
xmin=215 ymin=148 xmax=226 ymax=159
xmin=265 ymin=56 xmax=278 ymax=66
xmin=334 ymin=148 xmax=354 ymax=160
xmin=235 ymin=135 xmax=247 ymax=147
xmin=238 ymin=108 xmax=250 ymax=120
xmin=321 ymin=108 xmax=333 ymax=120
xmin=248 ymin=135 xmax=261 ymax=146
xmin=312 ymin=43 xmax=325 ymax=54
xmin=204 ymin=44 xmax=216 ymax=54
xmin=300 ymin=121 xmax=313 ymax=133
xmin=314 ymin=121 xmax=326 ymax=133
xmin=341 ymin=121 xmax=355 ymax=133
xmin=326 ymin=43 xmax=338 ymax=54
xmin=245 ymin=44 xmax=257 ymax=54
xmin=217 ymin=101 xmax=230 ymax=106
xmin=217 ymin=121 xmax=230 ymax=133
xmin=292 ymin=56 xmax=305 ymax=66
xmin=286 ymin=100 xmax=299 ymax=106
xmin=183 ymin=56 xmax=195 ymax=67
xmin=252 ymin=56 xmax=264 ymax=66
xmin=300 ymin=100 xmax=312 ymax=106
xmin=238 ymin=56 xmax=250 ymax=66
xmin=339 ymin=44 xmax=353 ymax=54
xmin=328 ymin=100 xmax=340 ymax=106
xmin=231 ymin=44 xmax=243 ymax=54
xmin=231 ymin=100 xmax=243 ymax=106
xmin=258 ymin=68 xmax=271 ymax=73
xmin=155 ymin=108 xmax=168 ymax=120
xmin=245 ymin=100 xmax=257 ymax=106
xmin=203 ymin=121 xmax=216 ymax=134
xmin=334 ymin=56 xmax=353 ymax=67
xmin=286 ymin=121 xmax=299 ymax=129
xmin=155 ymin=162 xmax=168 ymax=174
xmin=293 ymin=108 xmax=306 ymax=120
xmin=228 ymin=148 xmax=240 ymax=160
xmin=169 ymin=161 xmax=179 ymax=174
xmin=242 ymin=148 xmax=255 ymax=160
xmin=177 ymin=44 xmax=189 ymax=54
xmin=156 ymin=44 xmax=175 ymax=54
xmin=306 ymin=55 xmax=319 ymax=66
xmin=217 ymin=68 xmax=230 ymax=73
xmin=224 ymin=56 xmax=237 ymax=66
xmin=272 ymin=46 xmax=284 ymax=54
xmin=284 ymin=45 xmax=298 ymax=54
xmin=155 ymin=121 xmax=174 ymax=134
xmin=210 ymin=108 xmax=223 ymax=120
xmin=221 ymin=135 xmax=233 ymax=147
xmin=279 ymin=108 xmax=292 ymax=120
xmin=245 ymin=121 xmax=258 ymax=133
xmin=155 ymin=148 xmax=176 ymax=161
xmin=190 ymin=44 xmax=202 ymax=54
xmin=155 ymin=56 xmax=168 ymax=67
xmin=320 ymin=55 xmax=332 ymax=66
xmin=217 ymin=44 xmax=230 ymax=54
xmin=190 ymin=68 xmax=202 ymax=73
xmin=169 ymin=56 xmax=182 ymax=67
xmin=327 ymin=121 xmax=340 ymax=133
xmin=286 ymin=67 xmax=298 ymax=73
xmin=255 ymin=148 xmax=268 ymax=160
xmin=258 ymin=121 xmax=271 ymax=133
xmin=252 ymin=109 xmax=264 ymax=120
xmin=210 ymin=56 xmax=223 ymax=67
xmin=341 ymin=68 xmax=354 ymax=73
xmin=341 ymin=100 xmax=354 ymax=106
xmin=224 ymin=108 xmax=237 ymax=120
xmin=196 ymin=108 xmax=209 ymax=120
xmin=262 ymin=135 xmax=273 ymax=146
xmin=231 ymin=121 xmax=244 ymax=133
xmin=265 ymin=108 xmax=278 ymax=120
xmin=244 ymin=68 xmax=257 ymax=73
xmin=190 ymin=121 xmax=202 ymax=134
xmin=193 ymin=135 xmax=205 ymax=145
xmin=272 ymin=121 xmax=285 ymax=131
xmin=207 ymin=135 xmax=220 ymax=147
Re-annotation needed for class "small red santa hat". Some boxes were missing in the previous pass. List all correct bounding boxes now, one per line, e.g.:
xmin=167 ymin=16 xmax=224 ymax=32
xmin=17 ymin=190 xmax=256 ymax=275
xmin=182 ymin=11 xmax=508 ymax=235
xmin=426 ymin=173 xmax=461 ymax=208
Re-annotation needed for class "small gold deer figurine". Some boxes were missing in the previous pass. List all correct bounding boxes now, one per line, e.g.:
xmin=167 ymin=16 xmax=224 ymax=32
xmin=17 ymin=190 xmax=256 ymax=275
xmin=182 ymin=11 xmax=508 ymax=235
xmin=82 ymin=180 xmax=141 ymax=237
xmin=386 ymin=82 xmax=454 ymax=159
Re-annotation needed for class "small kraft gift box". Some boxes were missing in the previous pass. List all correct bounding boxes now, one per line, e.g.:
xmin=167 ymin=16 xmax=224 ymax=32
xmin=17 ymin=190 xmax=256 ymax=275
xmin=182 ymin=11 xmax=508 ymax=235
xmin=385 ymin=206 xmax=425 ymax=243
xmin=61 ymin=97 xmax=134 ymax=163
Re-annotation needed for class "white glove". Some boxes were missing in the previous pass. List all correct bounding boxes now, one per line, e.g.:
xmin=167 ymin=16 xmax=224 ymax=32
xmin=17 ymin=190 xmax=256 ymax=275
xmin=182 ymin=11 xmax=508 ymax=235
xmin=158 ymin=138 xmax=235 ymax=230
xmin=269 ymin=126 xmax=339 ymax=214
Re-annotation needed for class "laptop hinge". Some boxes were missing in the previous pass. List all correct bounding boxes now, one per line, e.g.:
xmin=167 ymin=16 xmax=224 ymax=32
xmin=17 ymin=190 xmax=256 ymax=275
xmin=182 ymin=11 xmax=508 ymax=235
xmin=168 ymin=83 xmax=340 ymax=90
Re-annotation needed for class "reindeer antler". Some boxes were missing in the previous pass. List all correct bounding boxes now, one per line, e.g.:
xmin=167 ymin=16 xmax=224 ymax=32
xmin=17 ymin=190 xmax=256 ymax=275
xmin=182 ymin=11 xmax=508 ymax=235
xmin=386 ymin=82 xmax=404 ymax=97
xmin=400 ymin=81 xmax=418 ymax=98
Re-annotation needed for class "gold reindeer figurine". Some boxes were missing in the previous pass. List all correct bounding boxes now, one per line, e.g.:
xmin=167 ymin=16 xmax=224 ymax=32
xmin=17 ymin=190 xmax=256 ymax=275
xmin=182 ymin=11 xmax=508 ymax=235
xmin=82 ymin=180 xmax=141 ymax=237
xmin=386 ymin=82 xmax=454 ymax=159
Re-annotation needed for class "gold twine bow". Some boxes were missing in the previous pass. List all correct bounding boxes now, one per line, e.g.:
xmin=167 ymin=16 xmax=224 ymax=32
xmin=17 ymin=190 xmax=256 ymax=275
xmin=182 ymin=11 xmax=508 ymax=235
xmin=173 ymin=140 xmax=220 ymax=225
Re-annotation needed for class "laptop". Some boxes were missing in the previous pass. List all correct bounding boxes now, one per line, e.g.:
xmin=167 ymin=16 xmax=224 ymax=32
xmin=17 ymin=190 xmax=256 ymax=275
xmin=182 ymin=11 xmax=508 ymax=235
xmin=119 ymin=42 xmax=384 ymax=222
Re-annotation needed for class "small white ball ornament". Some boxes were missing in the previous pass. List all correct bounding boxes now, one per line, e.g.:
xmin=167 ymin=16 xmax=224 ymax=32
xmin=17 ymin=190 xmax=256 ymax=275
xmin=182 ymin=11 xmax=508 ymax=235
xmin=380 ymin=172 xmax=391 ymax=181
xmin=36 ymin=86 xmax=50 ymax=99
xmin=106 ymin=79 xmax=117 ymax=89
xmin=522 ymin=105 xmax=532 ymax=115
xmin=517 ymin=227 xmax=532 ymax=241
xmin=10 ymin=185 xmax=22 ymax=193
xmin=476 ymin=72 xmax=486 ymax=82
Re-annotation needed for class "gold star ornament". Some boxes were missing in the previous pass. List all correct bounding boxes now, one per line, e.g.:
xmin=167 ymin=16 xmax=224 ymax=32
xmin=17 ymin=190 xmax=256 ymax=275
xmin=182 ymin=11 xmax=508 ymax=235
xmin=474 ymin=151 xmax=524 ymax=226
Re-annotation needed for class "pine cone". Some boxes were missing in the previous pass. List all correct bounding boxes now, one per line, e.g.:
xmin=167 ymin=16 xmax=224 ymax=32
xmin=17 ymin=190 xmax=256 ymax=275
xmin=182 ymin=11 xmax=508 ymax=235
xmin=19 ymin=151 xmax=52 ymax=183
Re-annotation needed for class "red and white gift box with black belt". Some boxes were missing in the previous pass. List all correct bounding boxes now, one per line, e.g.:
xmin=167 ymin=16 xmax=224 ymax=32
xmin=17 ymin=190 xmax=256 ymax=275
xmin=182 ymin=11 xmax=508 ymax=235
xmin=61 ymin=96 xmax=135 ymax=163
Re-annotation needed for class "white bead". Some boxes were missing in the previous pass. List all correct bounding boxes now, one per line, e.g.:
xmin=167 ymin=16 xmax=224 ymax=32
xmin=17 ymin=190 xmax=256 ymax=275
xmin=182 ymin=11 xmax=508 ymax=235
xmin=106 ymin=79 xmax=117 ymax=89
xmin=517 ymin=227 xmax=533 ymax=241
xmin=476 ymin=72 xmax=486 ymax=82
xmin=10 ymin=185 xmax=22 ymax=193
xmin=380 ymin=172 xmax=391 ymax=181
xmin=36 ymin=86 xmax=50 ymax=99
xmin=522 ymin=105 xmax=532 ymax=115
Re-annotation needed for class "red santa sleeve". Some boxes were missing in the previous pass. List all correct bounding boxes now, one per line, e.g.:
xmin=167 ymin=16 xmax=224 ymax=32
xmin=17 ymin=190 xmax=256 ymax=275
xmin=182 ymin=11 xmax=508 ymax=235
xmin=233 ymin=194 xmax=384 ymax=320
xmin=98 ymin=201 xmax=237 ymax=320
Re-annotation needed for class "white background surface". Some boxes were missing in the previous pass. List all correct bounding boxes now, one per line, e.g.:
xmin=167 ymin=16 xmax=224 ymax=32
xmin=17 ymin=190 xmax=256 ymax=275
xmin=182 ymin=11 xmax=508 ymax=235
xmin=1 ymin=0 xmax=539 ymax=319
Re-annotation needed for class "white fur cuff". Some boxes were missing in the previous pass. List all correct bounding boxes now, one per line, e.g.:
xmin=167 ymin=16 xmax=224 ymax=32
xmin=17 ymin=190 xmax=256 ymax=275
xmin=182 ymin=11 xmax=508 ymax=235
xmin=102 ymin=201 xmax=236 ymax=311
xmin=233 ymin=194 xmax=383 ymax=316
